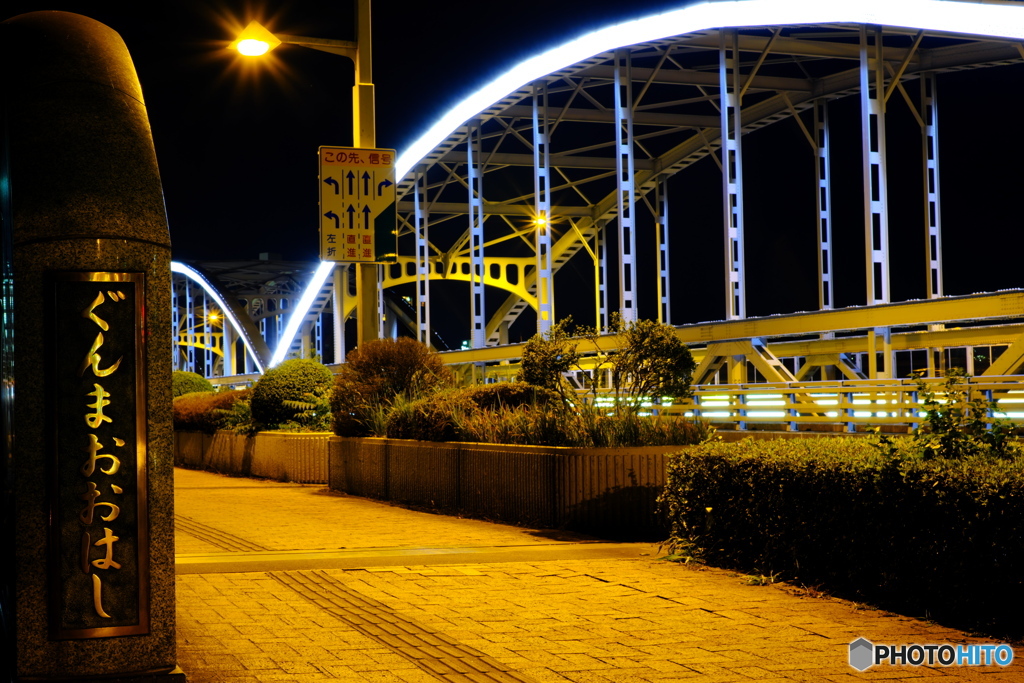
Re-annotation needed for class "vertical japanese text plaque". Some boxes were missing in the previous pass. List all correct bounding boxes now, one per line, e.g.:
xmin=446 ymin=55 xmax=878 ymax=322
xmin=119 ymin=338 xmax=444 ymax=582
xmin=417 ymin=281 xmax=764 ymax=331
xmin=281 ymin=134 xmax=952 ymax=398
xmin=48 ymin=272 xmax=149 ymax=639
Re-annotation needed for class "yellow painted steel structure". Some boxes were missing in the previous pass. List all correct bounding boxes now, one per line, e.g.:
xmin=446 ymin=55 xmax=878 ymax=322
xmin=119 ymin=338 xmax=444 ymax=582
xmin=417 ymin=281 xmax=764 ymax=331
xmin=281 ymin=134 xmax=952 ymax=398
xmin=437 ymin=290 xmax=1024 ymax=379
xmin=187 ymin=1 xmax=1024 ymax=438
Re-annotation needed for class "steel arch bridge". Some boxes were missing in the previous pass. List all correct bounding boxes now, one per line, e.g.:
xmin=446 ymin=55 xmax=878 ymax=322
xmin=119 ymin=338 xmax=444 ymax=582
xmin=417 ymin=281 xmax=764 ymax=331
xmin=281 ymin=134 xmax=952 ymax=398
xmin=174 ymin=0 xmax=1024 ymax=422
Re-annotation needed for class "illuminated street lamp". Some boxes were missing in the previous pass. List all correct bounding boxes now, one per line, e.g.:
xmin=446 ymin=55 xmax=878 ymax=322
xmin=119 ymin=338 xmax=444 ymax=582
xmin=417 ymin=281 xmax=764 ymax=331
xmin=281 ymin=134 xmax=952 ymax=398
xmin=229 ymin=1 xmax=380 ymax=356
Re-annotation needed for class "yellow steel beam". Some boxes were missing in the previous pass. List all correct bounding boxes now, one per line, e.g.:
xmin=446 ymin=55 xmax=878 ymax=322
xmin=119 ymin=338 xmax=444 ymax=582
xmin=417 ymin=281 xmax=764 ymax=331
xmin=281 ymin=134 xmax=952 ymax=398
xmin=439 ymin=291 xmax=1024 ymax=366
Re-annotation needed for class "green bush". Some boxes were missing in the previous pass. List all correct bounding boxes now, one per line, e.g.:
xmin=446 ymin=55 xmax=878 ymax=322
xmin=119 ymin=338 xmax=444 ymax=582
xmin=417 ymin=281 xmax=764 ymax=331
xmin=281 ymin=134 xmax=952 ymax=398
xmin=173 ymin=389 xmax=250 ymax=433
xmin=331 ymin=338 xmax=454 ymax=436
xmin=878 ymin=369 xmax=1019 ymax=460
xmin=172 ymin=370 xmax=214 ymax=397
xmin=659 ymin=437 xmax=1024 ymax=637
xmin=385 ymin=382 xmax=562 ymax=442
xmin=250 ymin=359 xmax=334 ymax=429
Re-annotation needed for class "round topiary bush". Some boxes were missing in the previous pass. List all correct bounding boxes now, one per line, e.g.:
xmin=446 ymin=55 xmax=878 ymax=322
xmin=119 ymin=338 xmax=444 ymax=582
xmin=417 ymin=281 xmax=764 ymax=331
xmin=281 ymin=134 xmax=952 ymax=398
xmin=172 ymin=370 xmax=214 ymax=397
xmin=250 ymin=358 xmax=334 ymax=428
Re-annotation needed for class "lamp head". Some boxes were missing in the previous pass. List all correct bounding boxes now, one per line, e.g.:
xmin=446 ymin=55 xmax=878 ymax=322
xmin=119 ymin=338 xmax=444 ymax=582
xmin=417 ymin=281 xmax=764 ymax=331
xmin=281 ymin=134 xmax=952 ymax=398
xmin=229 ymin=21 xmax=282 ymax=56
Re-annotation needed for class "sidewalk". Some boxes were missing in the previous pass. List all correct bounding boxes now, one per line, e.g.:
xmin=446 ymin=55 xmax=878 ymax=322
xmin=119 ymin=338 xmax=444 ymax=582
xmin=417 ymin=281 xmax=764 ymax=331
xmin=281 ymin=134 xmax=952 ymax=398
xmin=174 ymin=468 xmax=1022 ymax=682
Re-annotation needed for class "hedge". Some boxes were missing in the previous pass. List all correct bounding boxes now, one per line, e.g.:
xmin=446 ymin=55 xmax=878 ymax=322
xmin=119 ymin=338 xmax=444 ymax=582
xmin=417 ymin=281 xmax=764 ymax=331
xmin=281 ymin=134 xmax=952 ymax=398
xmin=659 ymin=437 xmax=1024 ymax=637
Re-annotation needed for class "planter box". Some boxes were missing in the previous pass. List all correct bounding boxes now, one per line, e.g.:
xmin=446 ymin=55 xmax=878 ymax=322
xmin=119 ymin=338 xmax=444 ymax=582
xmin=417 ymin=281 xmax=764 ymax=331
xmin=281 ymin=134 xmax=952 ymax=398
xmin=329 ymin=437 xmax=684 ymax=538
xmin=173 ymin=430 xmax=330 ymax=484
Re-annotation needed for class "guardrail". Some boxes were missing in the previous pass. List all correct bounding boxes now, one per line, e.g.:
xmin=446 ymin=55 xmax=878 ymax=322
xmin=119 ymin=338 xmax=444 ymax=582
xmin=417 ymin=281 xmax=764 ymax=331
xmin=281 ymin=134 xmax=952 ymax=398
xmin=650 ymin=375 xmax=1024 ymax=432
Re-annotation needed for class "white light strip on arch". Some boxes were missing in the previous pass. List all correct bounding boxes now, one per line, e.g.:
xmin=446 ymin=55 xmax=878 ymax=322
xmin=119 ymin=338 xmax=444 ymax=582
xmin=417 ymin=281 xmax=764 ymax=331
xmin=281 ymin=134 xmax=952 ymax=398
xmin=395 ymin=0 xmax=1024 ymax=180
xmin=171 ymin=261 xmax=266 ymax=375
xmin=269 ymin=259 xmax=336 ymax=368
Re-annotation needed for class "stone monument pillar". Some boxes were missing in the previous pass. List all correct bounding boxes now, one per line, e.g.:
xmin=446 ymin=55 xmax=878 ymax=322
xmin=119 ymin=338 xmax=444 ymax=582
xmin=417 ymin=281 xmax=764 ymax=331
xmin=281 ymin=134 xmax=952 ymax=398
xmin=1 ymin=11 xmax=184 ymax=681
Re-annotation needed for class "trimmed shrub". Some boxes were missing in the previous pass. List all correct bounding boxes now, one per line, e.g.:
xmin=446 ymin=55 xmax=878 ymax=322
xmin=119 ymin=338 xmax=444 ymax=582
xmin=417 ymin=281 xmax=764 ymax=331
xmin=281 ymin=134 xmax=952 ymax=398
xmin=173 ymin=389 xmax=250 ymax=433
xmin=331 ymin=338 xmax=454 ymax=436
xmin=172 ymin=370 xmax=214 ymax=397
xmin=385 ymin=383 xmax=562 ymax=442
xmin=659 ymin=437 xmax=1024 ymax=637
xmin=250 ymin=359 xmax=334 ymax=428
xmin=385 ymin=382 xmax=710 ymax=447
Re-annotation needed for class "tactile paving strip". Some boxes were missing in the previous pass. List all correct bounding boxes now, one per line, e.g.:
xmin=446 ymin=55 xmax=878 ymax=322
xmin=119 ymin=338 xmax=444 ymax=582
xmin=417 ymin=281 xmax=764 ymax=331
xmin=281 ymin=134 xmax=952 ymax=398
xmin=174 ymin=514 xmax=270 ymax=552
xmin=273 ymin=569 xmax=537 ymax=682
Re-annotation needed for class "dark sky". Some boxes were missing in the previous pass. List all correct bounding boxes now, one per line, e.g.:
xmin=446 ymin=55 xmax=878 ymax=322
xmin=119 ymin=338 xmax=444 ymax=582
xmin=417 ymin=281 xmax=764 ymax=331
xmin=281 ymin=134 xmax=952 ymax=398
xmin=2 ymin=0 xmax=688 ymax=263
xmin=4 ymin=1 xmax=1024 ymax=330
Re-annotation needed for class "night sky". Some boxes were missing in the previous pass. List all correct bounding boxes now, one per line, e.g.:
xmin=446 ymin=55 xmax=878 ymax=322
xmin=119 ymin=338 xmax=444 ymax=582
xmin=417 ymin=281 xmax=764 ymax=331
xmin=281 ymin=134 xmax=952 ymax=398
xmin=3 ymin=0 xmax=1024 ymax=332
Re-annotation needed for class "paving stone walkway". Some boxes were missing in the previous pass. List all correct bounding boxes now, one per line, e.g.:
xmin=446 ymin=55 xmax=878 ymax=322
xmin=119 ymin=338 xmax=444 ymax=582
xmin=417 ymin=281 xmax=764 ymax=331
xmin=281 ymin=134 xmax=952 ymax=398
xmin=174 ymin=468 xmax=1022 ymax=682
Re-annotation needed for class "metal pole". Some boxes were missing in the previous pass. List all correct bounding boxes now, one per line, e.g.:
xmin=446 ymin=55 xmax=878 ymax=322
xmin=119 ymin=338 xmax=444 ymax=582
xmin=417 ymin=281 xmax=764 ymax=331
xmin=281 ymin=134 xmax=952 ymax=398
xmin=354 ymin=0 xmax=380 ymax=346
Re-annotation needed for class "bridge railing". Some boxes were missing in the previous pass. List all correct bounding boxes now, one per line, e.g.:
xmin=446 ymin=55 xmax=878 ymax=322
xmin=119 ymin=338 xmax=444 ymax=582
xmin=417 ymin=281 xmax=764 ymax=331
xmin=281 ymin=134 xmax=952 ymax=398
xmin=638 ymin=375 xmax=1024 ymax=433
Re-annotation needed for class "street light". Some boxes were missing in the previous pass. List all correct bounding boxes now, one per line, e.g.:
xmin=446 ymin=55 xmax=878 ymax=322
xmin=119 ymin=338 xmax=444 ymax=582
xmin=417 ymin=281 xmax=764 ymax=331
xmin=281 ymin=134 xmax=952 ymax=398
xmin=229 ymin=0 xmax=380 ymax=360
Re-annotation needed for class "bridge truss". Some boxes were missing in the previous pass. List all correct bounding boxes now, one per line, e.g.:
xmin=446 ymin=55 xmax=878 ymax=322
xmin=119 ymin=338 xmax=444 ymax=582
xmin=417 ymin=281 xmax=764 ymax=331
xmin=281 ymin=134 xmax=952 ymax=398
xmin=175 ymin=0 xmax=1024 ymax=426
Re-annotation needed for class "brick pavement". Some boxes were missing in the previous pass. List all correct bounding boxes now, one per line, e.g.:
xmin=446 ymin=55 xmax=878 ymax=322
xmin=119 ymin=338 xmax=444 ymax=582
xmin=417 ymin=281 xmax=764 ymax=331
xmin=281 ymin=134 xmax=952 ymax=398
xmin=174 ymin=468 xmax=1023 ymax=682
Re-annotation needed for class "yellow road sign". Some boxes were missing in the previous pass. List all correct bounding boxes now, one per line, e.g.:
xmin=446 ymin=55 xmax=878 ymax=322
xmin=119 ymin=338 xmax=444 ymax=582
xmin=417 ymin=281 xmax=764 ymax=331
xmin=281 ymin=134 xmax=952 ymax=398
xmin=319 ymin=146 xmax=397 ymax=262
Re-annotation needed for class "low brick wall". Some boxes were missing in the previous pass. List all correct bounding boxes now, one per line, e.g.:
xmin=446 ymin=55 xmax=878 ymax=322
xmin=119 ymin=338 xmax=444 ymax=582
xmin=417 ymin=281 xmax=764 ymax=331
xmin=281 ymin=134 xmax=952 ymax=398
xmin=173 ymin=431 xmax=330 ymax=484
xmin=329 ymin=437 xmax=684 ymax=538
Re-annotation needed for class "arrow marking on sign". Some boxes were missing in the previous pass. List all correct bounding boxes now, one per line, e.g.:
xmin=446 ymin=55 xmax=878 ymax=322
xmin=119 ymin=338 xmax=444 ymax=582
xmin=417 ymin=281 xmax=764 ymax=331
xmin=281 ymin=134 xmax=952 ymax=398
xmin=324 ymin=177 xmax=339 ymax=194
xmin=363 ymin=205 xmax=372 ymax=231
xmin=324 ymin=211 xmax=340 ymax=229
xmin=347 ymin=171 xmax=355 ymax=196
xmin=377 ymin=178 xmax=393 ymax=196
xmin=347 ymin=205 xmax=356 ymax=230
xmin=362 ymin=172 xmax=371 ymax=197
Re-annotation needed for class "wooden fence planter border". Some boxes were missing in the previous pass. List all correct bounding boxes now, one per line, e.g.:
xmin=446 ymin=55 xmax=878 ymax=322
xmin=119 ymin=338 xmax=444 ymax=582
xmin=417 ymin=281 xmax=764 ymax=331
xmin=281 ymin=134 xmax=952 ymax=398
xmin=173 ymin=431 xmax=330 ymax=484
xmin=172 ymin=429 xmax=854 ymax=536
xmin=327 ymin=437 xmax=685 ymax=536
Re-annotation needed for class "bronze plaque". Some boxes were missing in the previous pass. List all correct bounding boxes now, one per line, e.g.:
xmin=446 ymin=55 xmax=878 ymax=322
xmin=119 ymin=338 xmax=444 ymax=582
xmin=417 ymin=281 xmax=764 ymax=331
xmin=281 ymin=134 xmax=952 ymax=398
xmin=48 ymin=272 xmax=149 ymax=639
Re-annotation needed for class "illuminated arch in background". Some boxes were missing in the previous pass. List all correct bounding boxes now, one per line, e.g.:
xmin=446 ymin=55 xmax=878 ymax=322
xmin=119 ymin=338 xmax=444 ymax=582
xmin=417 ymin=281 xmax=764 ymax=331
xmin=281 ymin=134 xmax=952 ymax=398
xmin=171 ymin=261 xmax=270 ymax=374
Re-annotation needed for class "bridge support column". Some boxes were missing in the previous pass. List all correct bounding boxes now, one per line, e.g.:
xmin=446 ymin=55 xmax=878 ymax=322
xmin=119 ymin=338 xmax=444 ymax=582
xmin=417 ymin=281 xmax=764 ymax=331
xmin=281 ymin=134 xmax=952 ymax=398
xmin=223 ymin=318 xmax=235 ymax=376
xmin=815 ymin=99 xmax=834 ymax=311
xmin=720 ymin=28 xmax=747 ymax=320
xmin=533 ymin=83 xmax=555 ymax=337
xmin=598 ymin=219 xmax=609 ymax=332
xmin=613 ymin=49 xmax=638 ymax=324
xmin=468 ymin=120 xmax=486 ymax=348
xmin=922 ymin=73 xmax=943 ymax=299
xmin=202 ymin=292 xmax=213 ymax=377
xmin=861 ymin=25 xmax=890 ymax=305
xmin=332 ymin=265 xmax=346 ymax=363
xmin=867 ymin=327 xmax=893 ymax=379
xmin=656 ymin=179 xmax=671 ymax=325
xmin=185 ymin=278 xmax=197 ymax=373
xmin=413 ymin=167 xmax=431 ymax=346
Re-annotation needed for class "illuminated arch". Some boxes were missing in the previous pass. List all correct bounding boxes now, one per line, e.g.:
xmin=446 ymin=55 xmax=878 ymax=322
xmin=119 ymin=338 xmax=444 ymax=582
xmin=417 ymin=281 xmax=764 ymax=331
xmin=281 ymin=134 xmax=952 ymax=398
xmin=396 ymin=0 xmax=1024 ymax=178
xmin=171 ymin=261 xmax=272 ymax=374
